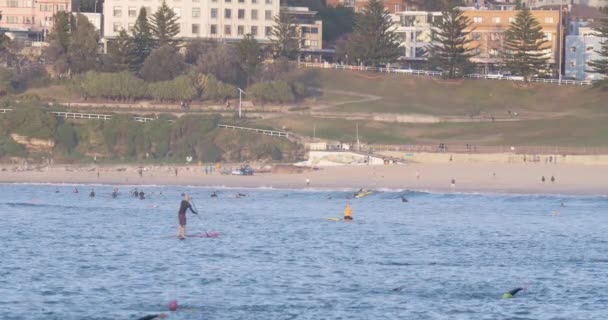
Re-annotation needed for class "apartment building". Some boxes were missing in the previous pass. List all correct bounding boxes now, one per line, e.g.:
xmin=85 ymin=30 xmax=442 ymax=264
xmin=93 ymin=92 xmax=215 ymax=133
xmin=393 ymin=11 xmax=442 ymax=60
xmin=394 ymin=8 xmax=562 ymax=73
xmin=284 ymin=6 xmax=323 ymax=51
xmin=326 ymin=0 xmax=406 ymax=13
xmin=565 ymin=25 xmax=605 ymax=80
xmin=103 ymin=0 xmax=280 ymax=42
xmin=462 ymin=9 xmax=561 ymax=68
xmin=0 ymin=0 xmax=76 ymax=38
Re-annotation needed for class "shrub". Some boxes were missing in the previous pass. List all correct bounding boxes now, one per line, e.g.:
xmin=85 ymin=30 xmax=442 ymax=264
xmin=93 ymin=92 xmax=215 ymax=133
xmin=7 ymin=103 xmax=57 ymax=139
xmin=248 ymin=80 xmax=295 ymax=103
xmin=149 ymin=75 xmax=197 ymax=102
xmin=198 ymin=74 xmax=238 ymax=101
xmin=78 ymin=71 xmax=149 ymax=100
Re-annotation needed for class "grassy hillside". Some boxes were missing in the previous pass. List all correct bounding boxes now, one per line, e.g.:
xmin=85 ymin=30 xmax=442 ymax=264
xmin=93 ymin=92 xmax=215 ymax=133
xmin=253 ymin=69 xmax=608 ymax=147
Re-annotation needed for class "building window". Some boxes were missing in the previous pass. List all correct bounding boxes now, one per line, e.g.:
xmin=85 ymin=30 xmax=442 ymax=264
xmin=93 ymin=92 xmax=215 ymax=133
xmin=266 ymin=0 xmax=272 ymax=4
xmin=192 ymin=24 xmax=200 ymax=34
xmin=311 ymin=27 xmax=318 ymax=34
xmin=225 ymin=0 xmax=231 ymax=2
xmin=211 ymin=8 xmax=218 ymax=18
xmin=6 ymin=16 xmax=18 ymax=24
xmin=508 ymin=17 xmax=515 ymax=23
xmin=57 ymin=4 xmax=66 ymax=11
xmin=473 ymin=16 xmax=482 ymax=23
xmin=128 ymin=23 xmax=135 ymax=31
xmin=144 ymin=7 xmax=152 ymax=15
xmin=114 ymin=7 xmax=122 ymax=17
xmin=113 ymin=22 xmax=122 ymax=32
xmin=238 ymin=9 xmax=245 ymax=19
xmin=251 ymin=26 xmax=258 ymax=36
xmin=490 ymin=33 xmax=500 ymax=41
xmin=192 ymin=7 xmax=200 ymax=18
xmin=544 ymin=32 xmax=552 ymax=41
xmin=40 ymin=4 xmax=52 ymax=11
xmin=225 ymin=25 xmax=232 ymax=35
xmin=210 ymin=24 xmax=217 ymax=35
xmin=252 ymin=0 xmax=257 ymax=3
xmin=238 ymin=25 xmax=244 ymax=35
xmin=24 ymin=0 xmax=33 ymax=7
xmin=7 ymin=0 xmax=18 ymax=7
xmin=489 ymin=48 xmax=498 ymax=57
xmin=570 ymin=46 xmax=576 ymax=53
xmin=239 ymin=0 xmax=245 ymax=3
xmin=472 ymin=32 xmax=481 ymax=41
xmin=225 ymin=9 xmax=231 ymax=19
xmin=265 ymin=26 xmax=272 ymax=36
xmin=128 ymin=7 xmax=137 ymax=17
xmin=265 ymin=10 xmax=272 ymax=20
xmin=492 ymin=17 xmax=500 ymax=23
xmin=570 ymin=61 xmax=576 ymax=67
xmin=251 ymin=9 xmax=258 ymax=20
xmin=544 ymin=17 xmax=554 ymax=23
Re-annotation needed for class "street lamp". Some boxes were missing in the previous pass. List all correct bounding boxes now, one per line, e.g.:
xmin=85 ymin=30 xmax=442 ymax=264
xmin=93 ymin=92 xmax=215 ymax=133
xmin=237 ymin=88 xmax=246 ymax=119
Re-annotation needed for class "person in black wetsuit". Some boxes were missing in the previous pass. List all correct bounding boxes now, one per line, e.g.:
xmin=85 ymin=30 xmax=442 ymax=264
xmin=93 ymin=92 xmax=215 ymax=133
xmin=503 ymin=287 xmax=524 ymax=299
xmin=139 ymin=191 xmax=145 ymax=200
xmin=177 ymin=195 xmax=198 ymax=239
xmin=89 ymin=189 xmax=95 ymax=198
xmin=136 ymin=313 xmax=167 ymax=320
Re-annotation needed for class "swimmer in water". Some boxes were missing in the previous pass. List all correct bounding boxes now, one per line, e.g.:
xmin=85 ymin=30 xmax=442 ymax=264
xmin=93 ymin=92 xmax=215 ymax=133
xmin=210 ymin=191 xmax=218 ymax=198
xmin=139 ymin=191 xmax=145 ymax=200
xmin=89 ymin=189 xmax=95 ymax=198
xmin=73 ymin=188 xmax=79 ymax=194
xmin=112 ymin=188 xmax=119 ymax=198
xmin=236 ymin=193 xmax=247 ymax=198
xmin=137 ymin=314 xmax=167 ymax=320
xmin=502 ymin=287 xmax=524 ymax=299
xmin=401 ymin=196 xmax=408 ymax=203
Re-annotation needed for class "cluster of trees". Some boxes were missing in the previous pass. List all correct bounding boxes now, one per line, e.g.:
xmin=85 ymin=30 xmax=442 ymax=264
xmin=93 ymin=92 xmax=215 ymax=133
xmin=0 ymin=102 xmax=300 ymax=162
xmin=588 ymin=9 xmax=608 ymax=81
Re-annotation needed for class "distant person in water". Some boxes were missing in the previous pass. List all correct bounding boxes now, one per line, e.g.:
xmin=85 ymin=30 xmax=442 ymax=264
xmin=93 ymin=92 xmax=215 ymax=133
xmin=139 ymin=191 xmax=145 ymax=200
xmin=136 ymin=314 xmax=167 ymax=320
xmin=112 ymin=188 xmax=118 ymax=198
xmin=73 ymin=188 xmax=79 ymax=194
xmin=343 ymin=203 xmax=353 ymax=221
xmin=401 ymin=195 xmax=408 ymax=202
xmin=210 ymin=191 xmax=218 ymax=198
xmin=177 ymin=195 xmax=198 ymax=239
xmin=503 ymin=287 xmax=524 ymax=299
xmin=89 ymin=189 xmax=95 ymax=198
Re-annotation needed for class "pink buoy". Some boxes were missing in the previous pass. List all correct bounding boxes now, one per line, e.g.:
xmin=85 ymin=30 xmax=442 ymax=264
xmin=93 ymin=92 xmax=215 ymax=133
xmin=168 ymin=300 xmax=178 ymax=311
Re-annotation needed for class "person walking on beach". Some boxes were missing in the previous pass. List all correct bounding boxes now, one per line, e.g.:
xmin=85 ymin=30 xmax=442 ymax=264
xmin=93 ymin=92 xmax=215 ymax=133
xmin=451 ymin=179 xmax=456 ymax=189
xmin=542 ymin=176 xmax=546 ymax=183
xmin=551 ymin=176 xmax=555 ymax=183
xmin=343 ymin=203 xmax=353 ymax=221
xmin=177 ymin=195 xmax=198 ymax=239
xmin=306 ymin=178 xmax=310 ymax=187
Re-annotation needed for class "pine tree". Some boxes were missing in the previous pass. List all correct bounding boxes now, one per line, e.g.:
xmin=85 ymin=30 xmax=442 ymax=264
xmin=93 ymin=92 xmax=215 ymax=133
xmin=503 ymin=8 xmax=550 ymax=82
xmin=237 ymin=34 xmax=261 ymax=86
xmin=68 ymin=13 xmax=99 ymax=74
xmin=129 ymin=8 xmax=154 ymax=72
xmin=346 ymin=0 xmax=401 ymax=66
xmin=587 ymin=17 xmax=608 ymax=76
xmin=110 ymin=29 xmax=132 ymax=71
xmin=428 ymin=6 xmax=476 ymax=78
xmin=45 ymin=11 xmax=72 ymax=75
xmin=270 ymin=12 xmax=299 ymax=59
xmin=150 ymin=1 xmax=180 ymax=48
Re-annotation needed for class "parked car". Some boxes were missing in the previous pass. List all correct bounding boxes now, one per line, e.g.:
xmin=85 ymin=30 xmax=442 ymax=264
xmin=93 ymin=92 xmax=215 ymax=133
xmin=230 ymin=166 xmax=254 ymax=176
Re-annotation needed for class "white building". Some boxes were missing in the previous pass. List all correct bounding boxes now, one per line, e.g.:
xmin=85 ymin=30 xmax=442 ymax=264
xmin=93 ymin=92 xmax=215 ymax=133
xmin=103 ymin=0 xmax=280 ymax=42
xmin=393 ymin=11 xmax=442 ymax=61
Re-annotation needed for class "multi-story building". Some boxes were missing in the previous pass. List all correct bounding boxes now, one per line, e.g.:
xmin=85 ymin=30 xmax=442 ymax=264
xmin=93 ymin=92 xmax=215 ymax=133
xmin=284 ymin=6 xmax=323 ymax=51
xmin=394 ymin=8 xmax=562 ymax=74
xmin=393 ymin=10 xmax=442 ymax=61
xmin=326 ymin=0 xmax=406 ymax=13
xmin=0 ymin=0 xmax=76 ymax=39
xmin=565 ymin=25 xmax=605 ymax=80
xmin=103 ymin=0 xmax=280 ymax=42
xmin=462 ymin=9 xmax=561 ymax=71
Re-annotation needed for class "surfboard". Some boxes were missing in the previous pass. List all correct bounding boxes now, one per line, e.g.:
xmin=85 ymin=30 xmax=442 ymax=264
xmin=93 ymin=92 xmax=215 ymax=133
xmin=327 ymin=217 xmax=342 ymax=221
xmin=354 ymin=191 xmax=373 ymax=199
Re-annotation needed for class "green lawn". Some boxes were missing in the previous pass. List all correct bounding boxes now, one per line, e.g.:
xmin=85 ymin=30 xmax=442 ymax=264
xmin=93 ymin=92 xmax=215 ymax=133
xmin=295 ymin=69 xmax=608 ymax=117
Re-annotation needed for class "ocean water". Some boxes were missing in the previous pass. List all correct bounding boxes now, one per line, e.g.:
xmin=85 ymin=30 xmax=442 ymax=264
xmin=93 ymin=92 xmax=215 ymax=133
xmin=1 ymin=184 xmax=607 ymax=320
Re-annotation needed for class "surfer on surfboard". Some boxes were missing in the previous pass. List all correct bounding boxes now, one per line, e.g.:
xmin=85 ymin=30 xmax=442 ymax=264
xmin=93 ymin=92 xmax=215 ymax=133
xmin=177 ymin=194 xmax=198 ymax=239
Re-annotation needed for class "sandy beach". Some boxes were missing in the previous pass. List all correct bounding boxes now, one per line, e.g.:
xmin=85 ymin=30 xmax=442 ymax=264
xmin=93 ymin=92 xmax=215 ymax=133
xmin=1 ymin=162 xmax=607 ymax=195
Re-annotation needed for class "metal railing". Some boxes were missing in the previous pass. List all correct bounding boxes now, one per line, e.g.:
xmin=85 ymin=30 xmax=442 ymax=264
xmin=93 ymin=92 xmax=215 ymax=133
xmin=300 ymin=62 xmax=592 ymax=86
xmin=51 ymin=111 xmax=112 ymax=120
xmin=217 ymin=124 xmax=289 ymax=138
xmin=366 ymin=144 xmax=608 ymax=155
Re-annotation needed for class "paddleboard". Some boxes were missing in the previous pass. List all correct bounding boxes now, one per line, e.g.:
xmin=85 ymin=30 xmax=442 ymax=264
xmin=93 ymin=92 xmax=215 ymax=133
xmin=327 ymin=217 xmax=342 ymax=221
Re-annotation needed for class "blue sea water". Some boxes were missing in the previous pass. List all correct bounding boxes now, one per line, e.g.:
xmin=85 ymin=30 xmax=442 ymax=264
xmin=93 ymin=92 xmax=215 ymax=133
xmin=1 ymin=184 xmax=607 ymax=320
